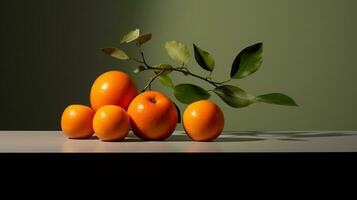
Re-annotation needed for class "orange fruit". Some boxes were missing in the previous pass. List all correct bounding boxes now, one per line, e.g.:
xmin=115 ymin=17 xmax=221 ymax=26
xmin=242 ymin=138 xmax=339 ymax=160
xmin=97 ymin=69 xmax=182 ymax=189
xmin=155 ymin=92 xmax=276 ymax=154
xmin=90 ymin=70 xmax=138 ymax=111
xmin=93 ymin=105 xmax=130 ymax=141
xmin=127 ymin=91 xmax=178 ymax=140
xmin=61 ymin=105 xmax=94 ymax=139
xmin=183 ymin=100 xmax=224 ymax=141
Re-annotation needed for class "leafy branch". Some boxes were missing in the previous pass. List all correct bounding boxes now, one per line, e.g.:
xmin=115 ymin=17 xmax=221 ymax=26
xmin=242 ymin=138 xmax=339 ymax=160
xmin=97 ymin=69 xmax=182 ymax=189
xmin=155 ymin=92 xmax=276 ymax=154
xmin=101 ymin=28 xmax=298 ymax=109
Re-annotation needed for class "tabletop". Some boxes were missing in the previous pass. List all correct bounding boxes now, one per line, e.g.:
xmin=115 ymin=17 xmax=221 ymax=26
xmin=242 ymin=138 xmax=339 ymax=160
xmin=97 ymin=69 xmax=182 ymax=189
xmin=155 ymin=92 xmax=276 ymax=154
xmin=0 ymin=130 xmax=357 ymax=152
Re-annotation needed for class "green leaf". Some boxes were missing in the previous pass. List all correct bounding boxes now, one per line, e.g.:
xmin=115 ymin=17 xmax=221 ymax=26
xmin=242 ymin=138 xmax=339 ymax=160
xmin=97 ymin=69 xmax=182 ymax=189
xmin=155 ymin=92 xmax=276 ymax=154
xmin=174 ymin=84 xmax=210 ymax=104
xmin=133 ymin=66 xmax=146 ymax=74
xmin=230 ymin=43 xmax=263 ymax=79
xmin=121 ymin=29 xmax=140 ymax=43
xmin=158 ymin=74 xmax=174 ymax=89
xmin=214 ymin=85 xmax=256 ymax=108
xmin=154 ymin=64 xmax=174 ymax=75
xmin=193 ymin=44 xmax=215 ymax=71
xmin=137 ymin=33 xmax=152 ymax=45
xmin=165 ymin=41 xmax=190 ymax=64
xmin=173 ymin=102 xmax=181 ymax=124
xmin=101 ymin=47 xmax=129 ymax=60
xmin=256 ymin=93 xmax=298 ymax=106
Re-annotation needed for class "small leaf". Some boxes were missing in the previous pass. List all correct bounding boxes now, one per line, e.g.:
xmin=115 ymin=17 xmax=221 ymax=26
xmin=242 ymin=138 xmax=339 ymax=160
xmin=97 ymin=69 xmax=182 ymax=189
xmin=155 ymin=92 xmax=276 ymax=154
xmin=174 ymin=84 xmax=210 ymax=104
xmin=165 ymin=41 xmax=190 ymax=64
xmin=133 ymin=66 xmax=146 ymax=73
xmin=101 ymin=47 xmax=129 ymax=60
xmin=214 ymin=85 xmax=256 ymax=108
xmin=193 ymin=44 xmax=215 ymax=71
xmin=121 ymin=29 xmax=140 ymax=43
xmin=137 ymin=33 xmax=152 ymax=45
xmin=154 ymin=64 xmax=173 ymax=75
xmin=256 ymin=93 xmax=298 ymax=106
xmin=231 ymin=43 xmax=263 ymax=79
xmin=173 ymin=102 xmax=181 ymax=124
xmin=158 ymin=74 xmax=174 ymax=89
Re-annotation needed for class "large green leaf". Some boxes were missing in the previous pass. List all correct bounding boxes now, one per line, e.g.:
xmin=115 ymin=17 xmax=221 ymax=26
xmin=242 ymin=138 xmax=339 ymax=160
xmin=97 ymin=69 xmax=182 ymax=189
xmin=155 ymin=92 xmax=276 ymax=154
xmin=230 ymin=43 xmax=263 ymax=79
xmin=256 ymin=93 xmax=298 ymax=106
xmin=121 ymin=29 xmax=140 ymax=43
xmin=174 ymin=84 xmax=210 ymax=104
xmin=165 ymin=41 xmax=190 ymax=64
xmin=137 ymin=33 xmax=152 ymax=45
xmin=214 ymin=85 xmax=256 ymax=108
xmin=158 ymin=74 xmax=174 ymax=89
xmin=193 ymin=44 xmax=215 ymax=72
xmin=101 ymin=47 xmax=129 ymax=60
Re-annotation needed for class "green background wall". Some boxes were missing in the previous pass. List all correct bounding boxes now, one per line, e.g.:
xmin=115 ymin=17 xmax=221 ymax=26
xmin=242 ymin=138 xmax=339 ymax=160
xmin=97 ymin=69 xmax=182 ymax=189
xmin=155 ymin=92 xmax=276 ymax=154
xmin=1 ymin=0 xmax=356 ymax=131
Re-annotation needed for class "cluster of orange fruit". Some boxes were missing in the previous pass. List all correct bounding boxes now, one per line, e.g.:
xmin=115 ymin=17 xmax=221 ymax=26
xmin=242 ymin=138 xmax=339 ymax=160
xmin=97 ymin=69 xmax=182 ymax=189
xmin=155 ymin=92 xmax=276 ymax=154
xmin=61 ymin=70 xmax=224 ymax=142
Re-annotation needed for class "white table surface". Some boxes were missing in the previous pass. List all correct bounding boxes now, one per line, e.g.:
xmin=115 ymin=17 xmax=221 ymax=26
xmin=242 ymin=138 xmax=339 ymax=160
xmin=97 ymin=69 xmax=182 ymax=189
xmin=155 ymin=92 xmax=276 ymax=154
xmin=0 ymin=130 xmax=356 ymax=152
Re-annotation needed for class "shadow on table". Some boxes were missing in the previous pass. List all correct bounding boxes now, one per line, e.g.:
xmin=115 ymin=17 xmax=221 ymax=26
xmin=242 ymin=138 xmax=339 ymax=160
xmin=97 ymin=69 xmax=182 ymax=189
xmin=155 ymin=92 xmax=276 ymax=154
xmin=89 ymin=131 xmax=356 ymax=143
xmin=222 ymin=131 xmax=357 ymax=139
xmin=88 ymin=135 xmax=99 ymax=140
xmin=167 ymin=134 xmax=266 ymax=142
xmin=277 ymin=138 xmax=307 ymax=141
xmin=123 ymin=134 xmax=265 ymax=142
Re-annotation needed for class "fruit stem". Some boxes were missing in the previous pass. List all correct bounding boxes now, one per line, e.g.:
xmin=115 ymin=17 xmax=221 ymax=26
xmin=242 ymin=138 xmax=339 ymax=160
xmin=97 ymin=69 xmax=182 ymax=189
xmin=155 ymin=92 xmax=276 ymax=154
xmin=142 ymin=70 xmax=166 ymax=92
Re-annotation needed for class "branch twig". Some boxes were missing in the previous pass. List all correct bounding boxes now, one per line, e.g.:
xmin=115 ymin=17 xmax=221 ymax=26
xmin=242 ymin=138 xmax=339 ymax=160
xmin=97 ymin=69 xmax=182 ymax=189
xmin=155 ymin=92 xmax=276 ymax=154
xmin=134 ymin=45 xmax=231 ymax=89
xmin=142 ymin=70 xmax=166 ymax=92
